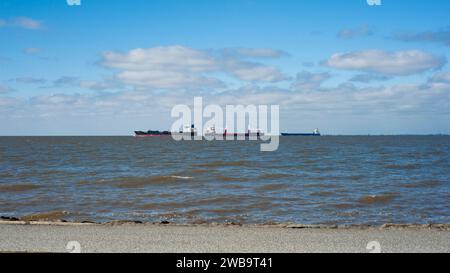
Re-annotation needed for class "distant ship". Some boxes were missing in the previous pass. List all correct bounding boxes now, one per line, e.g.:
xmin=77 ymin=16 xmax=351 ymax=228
xmin=135 ymin=125 xmax=265 ymax=139
xmin=282 ymin=128 xmax=321 ymax=136
xmin=135 ymin=124 xmax=197 ymax=137
xmin=204 ymin=126 xmax=264 ymax=138
xmin=134 ymin=130 xmax=171 ymax=137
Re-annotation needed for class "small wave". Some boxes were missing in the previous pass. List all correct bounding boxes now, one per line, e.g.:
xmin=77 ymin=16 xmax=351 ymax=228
xmin=310 ymin=191 xmax=334 ymax=197
xmin=257 ymin=173 xmax=294 ymax=180
xmin=303 ymin=183 xmax=339 ymax=189
xmin=21 ymin=211 xmax=71 ymax=221
xmin=358 ymin=193 xmax=398 ymax=205
xmin=223 ymin=184 xmax=245 ymax=189
xmin=0 ymin=184 xmax=41 ymax=193
xmin=140 ymin=202 xmax=187 ymax=210
xmin=331 ymin=203 xmax=354 ymax=209
xmin=255 ymin=183 xmax=290 ymax=192
xmin=206 ymin=208 xmax=245 ymax=214
xmin=337 ymin=211 xmax=360 ymax=218
xmin=384 ymin=164 xmax=421 ymax=170
xmin=193 ymin=161 xmax=252 ymax=168
xmin=215 ymin=175 xmax=250 ymax=182
xmin=92 ymin=175 xmax=194 ymax=188
xmin=192 ymin=195 xmax=253 ymax=206
xmin=347 ymin=175 xmax=364 ymax=181
xmin=169 ymin=176 xmax=193 ymax=180
xmin=400 ymin=180 xmax=442 ymax=188
xmin=190 ymin=169 xmax=210 ymax=174
xmin=0 ymin=172 xmax=15 ymax=179
xmin=245 ymin=201 xmax=274 ymax=210
xmin=140 ymin=196 xmax=253 ymax=210
xmin=144 ymin=193 xmax=176 ymax=198
xmin=310 ymin=176 xmax=342 ymax=181
xmin=37 ymin=169 xmax=70 ymax=176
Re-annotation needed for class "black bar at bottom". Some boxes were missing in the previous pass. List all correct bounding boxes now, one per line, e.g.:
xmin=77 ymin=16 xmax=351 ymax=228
xmin=0 ymin=253 xmax=444 ymax=272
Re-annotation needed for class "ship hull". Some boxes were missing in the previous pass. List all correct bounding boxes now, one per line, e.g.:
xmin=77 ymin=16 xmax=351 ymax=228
xmin=202 ymin=133 xmax=265 ymax=140
xmin=135 ymin=134 xmax=172 ymax=137
xmin=134 ymin=131 xmax=171 ymax=137
xmin=135 ymin=131 xmax=199 ymax=137
xmin=281 ymin=133 xmax=321 ymax=136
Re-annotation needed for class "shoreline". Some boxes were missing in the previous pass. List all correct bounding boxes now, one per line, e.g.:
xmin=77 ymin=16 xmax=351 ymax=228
xmin=1 ymin=219 xmax=449 ymax=230
xmin=1 ymin=220 xmax=449 ymax=253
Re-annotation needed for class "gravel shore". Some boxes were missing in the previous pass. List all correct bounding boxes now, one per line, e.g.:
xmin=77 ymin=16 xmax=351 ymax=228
xmin=0 ymin=221 xmax=449 ymax=253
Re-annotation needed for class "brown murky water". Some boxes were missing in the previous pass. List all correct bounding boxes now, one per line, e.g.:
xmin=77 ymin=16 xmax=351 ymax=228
xmin=0 ymin=136 xmax=449 ymax=225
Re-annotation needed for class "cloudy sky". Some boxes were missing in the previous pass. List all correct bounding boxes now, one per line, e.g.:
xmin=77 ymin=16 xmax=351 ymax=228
xmin=1 ymin=0 xmax=449 ymax=135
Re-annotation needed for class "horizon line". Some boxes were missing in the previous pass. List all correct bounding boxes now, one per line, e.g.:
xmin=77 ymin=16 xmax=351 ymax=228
xmin=0 ymin=134 xmax=449 ymax=137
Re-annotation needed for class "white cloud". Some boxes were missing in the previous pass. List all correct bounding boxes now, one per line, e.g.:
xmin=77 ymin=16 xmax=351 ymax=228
xmin=52 ymin=76 xmax=80 ymax=87
xmin=349 ymin=74 xmax=391 ymax=83
xmin=79 ymin=80 xmax=122 ymax=91
xmin=429 ymin=71 xmax=450 ymax=83
xmin=7 ymin=77 xmax=449 ymax=118
xmin=15 ymin=77 xmax=46 ymax=84
xmin=394 ymin=29 xmax=450 ymax=46
xmin=39 ymin=76 xmax=81 ymax=89
xmin=223 ymin=48 xmax=287 ymax=58
xmin=4 ymin=45 xmax=449 ymax=135
xmin=338 ymin=25 xmax=373 ymax=39
xmin=32 ymin=94 xmax=81 ymax=106
xmin=2 ymin=77 xmax=450 ymax=135
xmin=23 ymin=47 xmax=41 ymax=55
xmin=325 ymin=50 xmax=446 ymax=76
xmin=229 ymin=65 xmax=288 ymax=83
xmin=0 ymin=16 xmax=43 ymax=30
xmin=102 ymin=46 xmax=217 ymax=72
xmin=220 ymin=49 xmax=289 ymax=82
xmin=424 ymin=71 xmax=450 ymax=90
xmin=102 ymin=46 xmax=222 ymax=90
xmin=101 ymin=45 xmax=288 ymax=89
xmin=0 ymin=85 xmax=14 ymax=94
xmin=13 ymin=17 xmax=42 ymax=30
xmin=116 ymin=70 xmax=225 ymax=89
xmin=0 ymin=97 xmax=21 ymax=108
xmin=292 ymin=71 xmax=331 ymax=90
xmin=0 ymin=17 xmax=44 ymax=36
xmin=0 ymin=17 xmax=42 ymax=30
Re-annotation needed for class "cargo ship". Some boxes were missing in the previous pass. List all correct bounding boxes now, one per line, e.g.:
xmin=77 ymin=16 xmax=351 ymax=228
xmin=135 ymin=124 xmax=197 ymax=137
xmin=204 ymin=126 xmax=264 ymax=138
xmin=134 ymin=130 xmax=171 ymax=137
xmin=135 ymin=125 xmax=265 ymax=138
xmin=282 ymin=128 xmax=321 ymax=136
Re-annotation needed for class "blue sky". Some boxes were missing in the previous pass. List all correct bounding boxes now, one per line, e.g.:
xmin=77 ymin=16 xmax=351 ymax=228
xmin=1 ymin=0 xmax=449 ymax=135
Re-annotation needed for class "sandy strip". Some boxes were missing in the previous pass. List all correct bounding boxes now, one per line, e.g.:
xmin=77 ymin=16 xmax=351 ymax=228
xmin=0 ymin=221 xmax=449 ymax=253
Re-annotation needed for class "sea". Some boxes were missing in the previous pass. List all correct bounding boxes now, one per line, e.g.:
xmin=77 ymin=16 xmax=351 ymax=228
xmin=0 ymin=136 xmax=449 ymax=225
